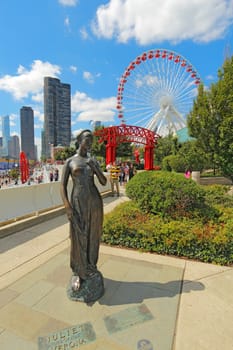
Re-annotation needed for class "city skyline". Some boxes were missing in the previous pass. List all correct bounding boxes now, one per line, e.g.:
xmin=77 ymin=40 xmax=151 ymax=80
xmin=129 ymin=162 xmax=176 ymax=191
xmin=0 ymin=0 xmax=232 ymax=157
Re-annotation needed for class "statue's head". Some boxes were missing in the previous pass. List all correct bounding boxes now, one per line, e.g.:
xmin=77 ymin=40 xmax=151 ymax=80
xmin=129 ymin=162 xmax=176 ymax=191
xmin=75 ymin=129 xmax=93 ymax=149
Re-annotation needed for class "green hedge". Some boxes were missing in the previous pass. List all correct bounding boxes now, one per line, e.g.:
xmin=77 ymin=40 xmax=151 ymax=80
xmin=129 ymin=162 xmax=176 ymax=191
xmin=102 ymin=201 xmax=233 ymax=265
xmin=203 ymin=184 xmax=233 ymax=207
xmin=102 ymin=171 xmax=233 ymax=265
xmin=125 ymin=171 xmax=217 ymax=220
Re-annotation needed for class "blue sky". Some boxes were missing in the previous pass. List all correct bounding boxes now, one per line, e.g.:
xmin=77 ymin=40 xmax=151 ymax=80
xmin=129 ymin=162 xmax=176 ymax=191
xmin=0 ymin=0 xmax=233 ymax=156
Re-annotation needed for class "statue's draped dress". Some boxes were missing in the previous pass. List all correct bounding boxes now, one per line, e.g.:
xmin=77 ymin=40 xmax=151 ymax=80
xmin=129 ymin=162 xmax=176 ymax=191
xmin=69 ymin=155 xmax=103 ymax=280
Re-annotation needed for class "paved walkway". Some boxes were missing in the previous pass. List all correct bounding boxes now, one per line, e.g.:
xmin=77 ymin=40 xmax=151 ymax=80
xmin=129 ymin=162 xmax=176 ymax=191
xmin=0 ymin=189 xmax=233 ymax=350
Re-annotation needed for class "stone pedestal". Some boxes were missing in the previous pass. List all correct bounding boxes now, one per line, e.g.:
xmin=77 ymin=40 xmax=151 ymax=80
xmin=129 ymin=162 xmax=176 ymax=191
xmin=67 ymin=271 xmax=104 ymax=303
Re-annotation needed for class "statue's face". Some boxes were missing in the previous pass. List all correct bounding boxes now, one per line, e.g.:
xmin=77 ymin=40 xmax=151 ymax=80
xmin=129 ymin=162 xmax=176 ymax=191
xmin=81 ymin=134 xmax=93 ymax=151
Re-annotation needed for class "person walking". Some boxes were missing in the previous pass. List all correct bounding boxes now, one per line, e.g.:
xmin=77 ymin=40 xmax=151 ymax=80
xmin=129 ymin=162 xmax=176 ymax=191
xmin=129 ymin=163 xmax=137 ymax=180
xmin=54 ymin=168 xmax=59 ymax=181
xmin=123 ymin=162 xmax=129 ymax=183
xmin=109 ymin=161 xmax=120 ymax=196
xmin=119 ymin=163 xmax=125 ymax=186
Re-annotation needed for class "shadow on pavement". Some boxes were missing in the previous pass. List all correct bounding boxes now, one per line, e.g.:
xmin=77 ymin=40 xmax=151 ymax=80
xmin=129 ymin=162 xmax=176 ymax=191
xmin=98 ymin=278 xmax=205 ymax=306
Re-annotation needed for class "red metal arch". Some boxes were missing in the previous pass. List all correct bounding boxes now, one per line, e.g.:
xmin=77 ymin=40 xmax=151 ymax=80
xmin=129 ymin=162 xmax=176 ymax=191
xmin=94 ymin=125 xmax=160 ymax=170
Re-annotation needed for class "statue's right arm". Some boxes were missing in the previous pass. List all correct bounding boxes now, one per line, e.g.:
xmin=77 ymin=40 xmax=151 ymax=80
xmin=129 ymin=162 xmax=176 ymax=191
xmin=60 ymin=160 xmax=73 ymax=220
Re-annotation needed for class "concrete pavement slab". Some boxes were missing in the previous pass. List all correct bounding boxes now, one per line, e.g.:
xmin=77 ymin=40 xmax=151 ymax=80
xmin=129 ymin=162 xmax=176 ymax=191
xmin=174 ymin=267 xmax=233 ymax=350
xmin=0 ymin=330 xmax=38 ymax=350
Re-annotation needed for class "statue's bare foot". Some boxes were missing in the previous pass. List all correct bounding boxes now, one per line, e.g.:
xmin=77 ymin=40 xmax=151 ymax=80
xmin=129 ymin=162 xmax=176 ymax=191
xmin=71 ymin=275 xmax=80 ymax=291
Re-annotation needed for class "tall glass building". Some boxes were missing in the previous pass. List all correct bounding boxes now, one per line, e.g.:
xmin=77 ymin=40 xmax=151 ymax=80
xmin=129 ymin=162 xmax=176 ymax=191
xmin=9 ymin=135 xmax=20 ymax=159
xmin=43 ymin=77 xmax=71 ymax=158
xmin=1 ymin=115 xmax=10 ymax=157
xmin=20 ymin=106 xmax=36 ymax=160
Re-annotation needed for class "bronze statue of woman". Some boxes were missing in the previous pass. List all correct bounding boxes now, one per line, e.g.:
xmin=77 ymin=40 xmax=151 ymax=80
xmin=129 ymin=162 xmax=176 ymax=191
xmin=60 ymin=129 xmax=107 ymax=302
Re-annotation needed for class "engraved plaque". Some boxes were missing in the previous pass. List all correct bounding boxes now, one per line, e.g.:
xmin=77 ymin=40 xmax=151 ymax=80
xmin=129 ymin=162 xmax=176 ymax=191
xmin=104 ymin=304 xmax=154 ymax=334
xmin=38 ymin=322 xmax=96 ymax=349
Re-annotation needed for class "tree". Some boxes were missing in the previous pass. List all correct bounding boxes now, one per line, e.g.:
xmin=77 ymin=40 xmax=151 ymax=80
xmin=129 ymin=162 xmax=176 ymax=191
xmin=154 ymin=133 xmax=179 ymax=165
xmin=162 ymin=154 xmax=186 ymax=172
xmin=178 ymin=140 xmax=210 ymax=172
xmin=187 ymin=83 xmax=221 ymax=173
xmin=91 ymin=127 xmax=106 ymax=158
xmin=116 ymin=141 xmax=133 ymax=159
xmin=54 ymin=147 xmax=76 ymax=161
xmin=9 ymin=168 xmax=19 ymax=180
xmin=188 ymin=57 xmax=233 ymax=180
xmin=161 ymin=140 xmax=209 ymax=172
xmin=215 ymin=57 xmax=233 ymax=181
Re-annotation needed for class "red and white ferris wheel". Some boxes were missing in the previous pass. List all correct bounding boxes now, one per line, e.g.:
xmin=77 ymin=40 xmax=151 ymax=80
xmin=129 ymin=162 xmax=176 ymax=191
xmin=116 ymin=49 xmax=201 ymax=136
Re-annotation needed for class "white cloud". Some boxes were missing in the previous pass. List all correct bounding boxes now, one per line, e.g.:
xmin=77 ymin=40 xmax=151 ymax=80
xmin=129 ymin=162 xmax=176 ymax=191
xmin=83 ymin=71 xmax=101 ymax=84
xmin=71 ymin=91 xmax=116 ymax=123
xmin=0 ymin=60 xmax=61 ymax=100
xmin=9 ymin=113 xmax=17 ymax=122
xmin=72 ymin=128 xmax=84 ymax=137
xmin=34 ymin=123 xmax=42 ymax=129
xmin=80 ymin=27 xmax=89 ymax=40
xmin=32 ymin=92 xmax=43 ymax=103
xmin=64 ymin=16 xmax=71 ymax=29
xmin=206 ymin=74 xmax=215 ymax=81
xmin=83 ymin=71 xmax=95 ymax=84
xmin=9 ymin=114 xmax=17 ymax=127
xmin=78 ymin=109 xmax=114 ymax=121
xmin=92 ymin=0 xmax=233 ymax=44
xmin=58 ymin=0 xmax=78 ymax=6
xmin=70 ymin=65 xmax=77 ymax=73
xmin=34 ymin=109 xmax=44 ymax=123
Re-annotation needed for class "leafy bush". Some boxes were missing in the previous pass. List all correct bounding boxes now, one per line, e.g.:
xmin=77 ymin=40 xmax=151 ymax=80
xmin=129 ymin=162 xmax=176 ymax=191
xmin=102 ymin=201 xmax=233 ymax=265
xmin=203 ymin=184 xmax=233 ymax=207
xmin=125 ymin=170 xmax=216 ymax=220
xmin=162 ymin=154 xmax=186 ymax=172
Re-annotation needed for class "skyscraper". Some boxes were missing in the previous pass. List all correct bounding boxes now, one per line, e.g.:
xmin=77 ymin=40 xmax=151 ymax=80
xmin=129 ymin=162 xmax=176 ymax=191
xmin=8 ymin=135 xmax=20 ymax=159
xmin=20 ymin=106 xmax=36 ymax=160
xmin=43 ymin=77 xmax=71 ymax=158
xmin=1 ymin=115 xmax=10 ymax=157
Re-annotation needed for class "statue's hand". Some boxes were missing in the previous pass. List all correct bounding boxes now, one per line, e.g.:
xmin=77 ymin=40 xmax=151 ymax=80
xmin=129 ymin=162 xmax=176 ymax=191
xmin=87 ymin=158 xmax=98 ymax=170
